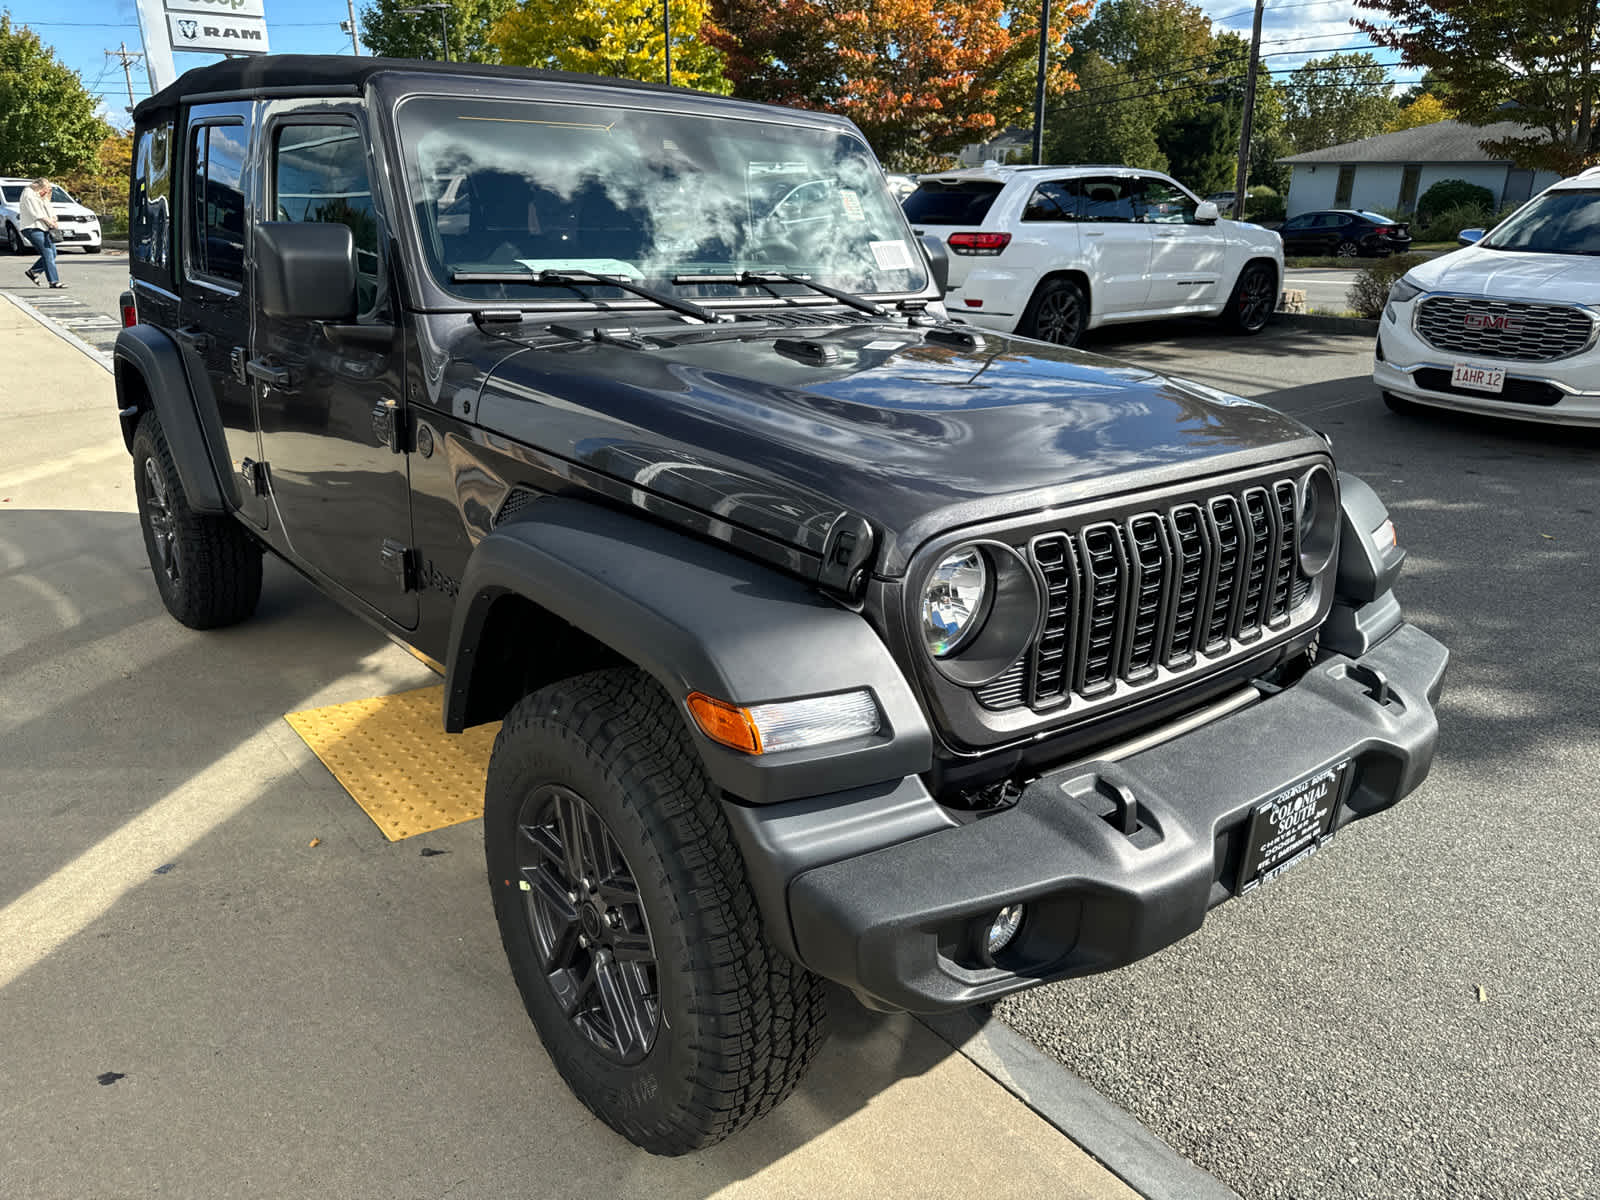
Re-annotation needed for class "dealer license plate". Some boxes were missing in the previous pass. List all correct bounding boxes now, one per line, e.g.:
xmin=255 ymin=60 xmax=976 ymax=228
xmin=1451 ymin=362 xmax=1505 ymax=394
xmin=1236 ymin=761 xmax=1349 ymax=895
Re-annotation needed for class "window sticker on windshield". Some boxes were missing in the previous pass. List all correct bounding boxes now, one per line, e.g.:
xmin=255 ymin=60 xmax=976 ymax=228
xmin=840 ymin=189 xmax=866 ymax=221
xmin=865 ymin=339 xmax=903 ymax=351
xmin=870 ymin=240 xmax=913 ymax=271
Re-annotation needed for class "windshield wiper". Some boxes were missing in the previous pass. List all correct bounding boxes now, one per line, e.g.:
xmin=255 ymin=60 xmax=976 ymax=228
xmin=451 ymin=268 xmax=727 ymax=324
xmin=671 ymin=271 xmax=888 ymax=317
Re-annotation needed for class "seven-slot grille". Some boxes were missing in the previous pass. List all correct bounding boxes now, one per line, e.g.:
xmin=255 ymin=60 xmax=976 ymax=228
xmin=1415 ymin=296 xmax=1595 ymax=362
xmin=979 ymin=476 xmax=1313 ymax=713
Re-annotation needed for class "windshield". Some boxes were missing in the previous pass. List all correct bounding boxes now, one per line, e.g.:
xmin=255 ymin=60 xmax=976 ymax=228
xmin=50 ymin=186 xmax=74 ymax=204
xmin=1482 ymin=188 xmax=1600 ymax=255
xmin=396 ymin=96 xmax=926 ymax=304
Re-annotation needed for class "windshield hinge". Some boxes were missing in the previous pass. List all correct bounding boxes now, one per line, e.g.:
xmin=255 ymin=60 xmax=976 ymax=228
xmin=473 ymin=309 xmax=526 ymax=325
xmin=818 ymin=513 xmax=875 ymax=599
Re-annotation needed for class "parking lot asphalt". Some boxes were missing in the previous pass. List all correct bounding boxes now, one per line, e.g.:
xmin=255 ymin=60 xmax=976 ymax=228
xmin=997 ymin=319 xmax=1600 ymax=1200
xmin=0 ymin=290 xmax=1144 ymax=1198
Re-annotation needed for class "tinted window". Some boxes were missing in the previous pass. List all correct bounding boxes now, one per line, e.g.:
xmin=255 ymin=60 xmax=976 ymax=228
xmin=1079 ymin=177 xmax=1137 ymax=223
xmin=904 ymin=181 xmax=1005 ymax=225
xmin=1022 ymin=180 xmax=1079 ymax=221
xmin=1137 ymin=178 xmax=1197 ymax=224
xmin=1312 ymin=213 xmax=1345 ymax=229
xmin=1 ymin=185 xmax=20 ymax=203
xmin=1359 ymin=211 xmax=1395 ymax=223
xmin=132 ymin=122 xmax=174 ymax=271
xmin=1484 ymin=188 xmax=1600 ymax=255
xmin=1281 ymin=214 xmax=1310 ymax=232
xmin=189 ymin=123 xmax=247 ymax=285
xmin=275 ymin=123 xmax=380 ymax=311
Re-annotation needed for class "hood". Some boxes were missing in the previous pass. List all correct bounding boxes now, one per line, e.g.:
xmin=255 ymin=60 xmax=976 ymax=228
xmin=472 ymin=320 xmax=1323 ymax=576
xmin=54 ymin=203 xmax=97 ymax=219
xmin=1409 ymin=246 xmax=1600 ymax=306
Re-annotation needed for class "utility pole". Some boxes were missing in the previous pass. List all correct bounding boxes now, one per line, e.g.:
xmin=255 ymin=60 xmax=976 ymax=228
xmin=1231 ymin=0 xmax=1265 ymax=220
xmin=106 ymin=43 xmax=145 ymax=114
xmin=663 ymin=0 xmax=672 ymax=87
xmin=342 ymin=0 xmax=361 ymax=55
xmin=1032 ymin=0 xmax=1051 ymax=165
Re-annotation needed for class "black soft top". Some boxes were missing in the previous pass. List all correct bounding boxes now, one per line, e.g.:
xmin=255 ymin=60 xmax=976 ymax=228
xmin=132 ymin=53 xmax=738 ymax=123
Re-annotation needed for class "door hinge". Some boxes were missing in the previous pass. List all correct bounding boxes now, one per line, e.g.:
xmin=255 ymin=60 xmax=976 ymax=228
xmin=239 ymin=457 xmax=269 ymax=496
xmin=371 ymin=398 xmax=406 ymax=454
xmin=230 ymin=346 xmax=247 ymax=386
xmin=380 ymin=538 xmax=418 ymax=591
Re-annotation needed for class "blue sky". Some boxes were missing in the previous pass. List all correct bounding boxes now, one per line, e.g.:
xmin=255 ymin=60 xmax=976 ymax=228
xmin=10 ymin=0 xmax=1415 ymax=130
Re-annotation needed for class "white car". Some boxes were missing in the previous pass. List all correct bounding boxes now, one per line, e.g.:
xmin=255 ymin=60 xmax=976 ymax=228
xmin=1 ymin=178 xmax=104 ymax=254
xmin=1375 ymin=167 xmax=1600 ymax=426
xmin=903 ymin=165 xmax=1283 ymax=345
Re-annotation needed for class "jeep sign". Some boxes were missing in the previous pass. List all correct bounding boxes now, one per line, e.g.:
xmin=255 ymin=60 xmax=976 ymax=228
xmin=165 ymin=0 xmax=266 ymax=17
xmin=165 ymin=9 xmax=270 ymax=53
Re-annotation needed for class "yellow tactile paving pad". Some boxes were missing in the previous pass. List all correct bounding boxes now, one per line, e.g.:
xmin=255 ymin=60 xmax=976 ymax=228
xmin=285 ymin=685 xmax=500 ymax=841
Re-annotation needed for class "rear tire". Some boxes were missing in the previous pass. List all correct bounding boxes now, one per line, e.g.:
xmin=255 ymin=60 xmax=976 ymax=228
xmin=5 ymin=223 xmax=19 ymax=254
xmin=484 ymin=668 xmax=827 ymax=1155
xmin=1224 ymin=262 xmax=1277 ymax=334
xmin=131 ymin=412 xmax=262 ymax=629
xmin=1336 ymin=239 xmax=1361 ymax=258
xmin=1020 ymin=277 xmax=1087 ymax=347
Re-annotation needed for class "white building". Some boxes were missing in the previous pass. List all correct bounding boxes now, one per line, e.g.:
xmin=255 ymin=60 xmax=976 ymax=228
xmin=1280 ymin=120 xmax=1563 ymax=218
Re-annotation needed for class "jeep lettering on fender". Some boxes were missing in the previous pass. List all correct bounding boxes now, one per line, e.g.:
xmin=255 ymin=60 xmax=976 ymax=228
xmin=116 ymin=54 xmax=1448 ymax=1157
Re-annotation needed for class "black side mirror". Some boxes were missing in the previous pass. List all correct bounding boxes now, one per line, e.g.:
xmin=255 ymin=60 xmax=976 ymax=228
xmin=918 ymin=233 xmax=949 ymax=296
xmin=256 ymin=222 xmax=358 ymax=321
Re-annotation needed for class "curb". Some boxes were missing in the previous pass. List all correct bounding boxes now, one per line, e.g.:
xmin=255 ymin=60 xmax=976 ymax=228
xmin=2 ymin=291 xmax=114 ymax=373
xmin=920 ymin=1009 xmax=1242 ymax=1200
xmin=1274 ymin=312 xmax=1379 ymax=336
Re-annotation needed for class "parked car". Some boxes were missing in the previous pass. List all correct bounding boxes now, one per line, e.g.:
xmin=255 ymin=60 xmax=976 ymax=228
xmin=117 ymin=54 xmax=1446 ymax=1156
xmin=1277 ymin=210 xmax=1410 ymax=258
xmin=903 ymin=165 xmax=1283 ymax=346
xmin=0 ymin=178 xmax=104 ymax=253
xmin=1375 ymin=167 xmax=1600 ymax=425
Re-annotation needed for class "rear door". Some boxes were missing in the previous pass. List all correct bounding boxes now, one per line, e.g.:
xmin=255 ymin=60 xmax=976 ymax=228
xmin=1137 ymin=176 xmax=1228 ymax=308
xmin=1012 ymin=177 xmax=1082 ymax=286
xmin=251 ymin=102 xmax=416 ymax=628
xmin=1075 ymin=175 xmax=1151 ymax=314
xmin=177 ymin=103 xmax=269 ymax=530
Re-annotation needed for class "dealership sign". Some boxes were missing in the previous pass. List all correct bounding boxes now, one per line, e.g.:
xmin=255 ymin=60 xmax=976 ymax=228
xmin=134 ymin=0 xmax=270 ymax=94
xmin=166 ymin=10 xmax=271 ymax=54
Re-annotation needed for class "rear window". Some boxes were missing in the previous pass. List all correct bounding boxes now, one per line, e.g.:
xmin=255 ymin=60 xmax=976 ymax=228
xmin=903 ymin=180 xmax=1004 ymax=225
xmin=1360 ymin=211 xmax=1397 ymax=223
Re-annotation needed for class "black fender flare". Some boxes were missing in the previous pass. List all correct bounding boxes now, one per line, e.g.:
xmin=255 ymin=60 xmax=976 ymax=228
xmin=114 ymin=325 xmax=233 ymax=514
xmin=445 ymin=497 xmax=933 ymax=804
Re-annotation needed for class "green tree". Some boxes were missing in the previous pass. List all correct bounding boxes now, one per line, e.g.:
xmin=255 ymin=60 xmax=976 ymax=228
xmin=1045 ymin=53 xmax=1167 ymax=169
xmin=0 ymin=16 xmax=108 ymax=177
xmin=1162 ymin=105 xmax=1238 ymax=194
xmin=1282 ymin=52 xmax=1398 ymax=153
xmin=358 ymin=0 xmax=515 ymax=62
xmin=1355 ymin=0 xmax=1600 ymax=172
xmin=494 ymin=0 xmax=729 ymax=91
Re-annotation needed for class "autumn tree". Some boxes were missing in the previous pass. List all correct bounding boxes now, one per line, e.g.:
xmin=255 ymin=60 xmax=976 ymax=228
xmin=1356 ymin=0 xmax=1600 ymax=172
xmin=359 ymin=0 xmax=515 ymax=62
xmin=56 ymin=131 xmax=133 ymax=218
xmin=1282 ymin=52 xmax=1397 ymax=153
xmin=708 ymin=0 xmax=1092 ymax=169
xmin=1386 ymin=93 xmax=1449 ymax=132
xmin=0 ymin=17 xmax=108 ymax=177
xmin=493 ymin=0 xmax=729 ymax=91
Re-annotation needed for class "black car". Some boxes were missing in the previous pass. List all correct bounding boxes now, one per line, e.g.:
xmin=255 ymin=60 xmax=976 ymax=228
xmin=115 ymin=55 xmax=1447 ymax=1156
xmin=1279 ymin=210 xmax=1413 ymax=257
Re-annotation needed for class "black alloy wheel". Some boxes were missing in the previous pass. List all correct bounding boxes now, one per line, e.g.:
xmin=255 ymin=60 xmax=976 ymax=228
xmin=1024 ymin=277 xmax=1087 ymax=347
xmin=1225 ymin=263 xmax=1276 ymax=334
xmin=515 ymin=783 xmax=659 ymax=1065
xmin=5 ymin=224 xmax=19 ymax=254
xmin=141 ymin=454 xmax=182 ymax=590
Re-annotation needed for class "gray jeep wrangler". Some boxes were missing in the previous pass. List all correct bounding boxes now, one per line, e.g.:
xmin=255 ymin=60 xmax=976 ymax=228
xmin=116 ymin=55 xmax=1447 ymax=1154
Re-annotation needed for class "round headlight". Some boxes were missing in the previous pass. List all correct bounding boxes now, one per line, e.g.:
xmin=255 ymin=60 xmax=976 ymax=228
xmin=921 ymin=546 xmax=989 ymax=658
xmin=1298 ymin=466 xmax=1338 ymax=576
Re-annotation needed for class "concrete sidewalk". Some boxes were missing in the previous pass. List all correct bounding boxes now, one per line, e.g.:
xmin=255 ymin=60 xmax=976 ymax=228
xmin=0 ymin=299 xmax=1147 ymax=1198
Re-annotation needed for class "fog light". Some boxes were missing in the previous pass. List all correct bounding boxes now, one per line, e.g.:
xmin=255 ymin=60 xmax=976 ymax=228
xmin=985 ymin=904 xmax=1025 ymax=956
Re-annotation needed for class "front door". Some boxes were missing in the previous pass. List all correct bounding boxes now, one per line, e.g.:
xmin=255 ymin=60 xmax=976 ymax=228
xmin=252 ymin=104 xmax=416 ymax=628
xmin=1137 ymin=177 xmax=1228 ymax=308
xmin=1075 ymin=176 xmax=1151 ymax=315
xmin=178 ymin=103 xmax=269 ymax=530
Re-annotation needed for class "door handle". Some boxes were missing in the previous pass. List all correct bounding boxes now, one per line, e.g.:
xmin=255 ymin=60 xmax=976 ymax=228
xmin=173 ymin=325 xmax=211 ymax=353
xmin=245 ymin=356 xmax=292 ymax=389
xmin=1085 ymin=231 xmax=1105 ymax=237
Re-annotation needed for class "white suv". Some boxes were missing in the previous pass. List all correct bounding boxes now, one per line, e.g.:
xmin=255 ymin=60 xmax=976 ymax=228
xmin=1375 ymin=167 xmax=1600 ymax=426
xmin=1 ymin=178 xmax=104 ymax=254
xmin=904 ymin=165 xmax=1283 ymax=346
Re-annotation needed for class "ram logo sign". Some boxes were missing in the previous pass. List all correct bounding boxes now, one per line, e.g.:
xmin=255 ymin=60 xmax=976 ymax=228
xmin=1464 ymin=313 xmax=1516 ymax=332
xmin=164 ymin=1 xmax=269 ymax=54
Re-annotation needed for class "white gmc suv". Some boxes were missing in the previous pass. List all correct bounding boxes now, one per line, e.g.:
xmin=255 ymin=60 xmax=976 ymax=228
xmin=905 ymin=165 xmax=1284 ymax=346
xmin=1375 ymin=167 xmax=1600 ymax=426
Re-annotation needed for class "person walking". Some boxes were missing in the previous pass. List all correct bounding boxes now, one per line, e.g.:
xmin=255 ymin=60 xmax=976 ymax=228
xmin=20 ymin=177 xmax=66 ymax=289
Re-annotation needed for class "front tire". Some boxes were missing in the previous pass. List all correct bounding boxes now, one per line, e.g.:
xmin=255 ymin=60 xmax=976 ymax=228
xmin=1383 ymin=390 xmax=1420 ymax=416
xmin=1224 ymin=261 xmax=1277 ymax=333
xmin=1020 ymin=277 xmax=1087 ymax=347
xmin=131 ymin=412 xmax=262 ymax=629
xmin=85 ymin=244 xmax=103 ymax=254
xmin=485 ymin=669 xmax=827 ymax=1155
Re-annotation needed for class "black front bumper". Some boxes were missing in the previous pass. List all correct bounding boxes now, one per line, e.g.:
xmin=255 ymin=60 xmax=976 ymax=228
xmin=774 ymin=623 xmax=1447 ymax=1013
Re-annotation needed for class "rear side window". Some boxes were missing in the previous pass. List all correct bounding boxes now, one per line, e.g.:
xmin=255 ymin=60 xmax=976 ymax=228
xmin=1023 ymin=180 xmax=1080 ymax=222
xmin=903 ymin=180 xmax=1004 ymax=225
xmin=131 ymin=121 xmax=174 ymax=272
xmin=274 ymin=123 xmax=381 ymax=312
xmin=189 ymin=123 xmax=247 ymax=285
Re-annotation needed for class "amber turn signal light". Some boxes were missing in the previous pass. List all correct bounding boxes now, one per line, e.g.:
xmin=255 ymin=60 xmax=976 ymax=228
xmin=686 ymin=693 xmax=763 ymax=755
